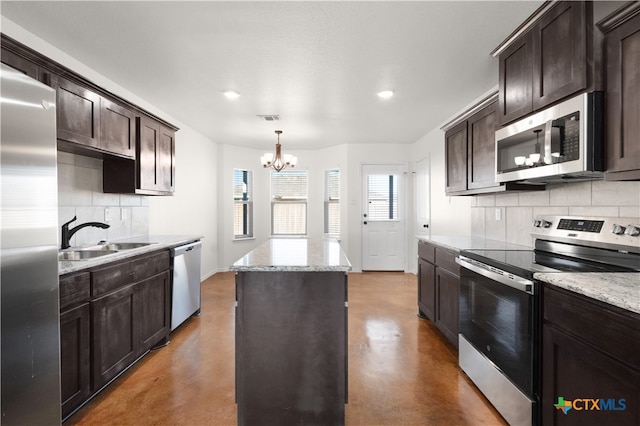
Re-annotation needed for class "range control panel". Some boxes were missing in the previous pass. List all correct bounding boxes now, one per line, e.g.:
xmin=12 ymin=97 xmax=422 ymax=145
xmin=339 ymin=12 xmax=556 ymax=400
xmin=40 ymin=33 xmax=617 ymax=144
xmin=532 ymin=215 xmax=640 ymax=253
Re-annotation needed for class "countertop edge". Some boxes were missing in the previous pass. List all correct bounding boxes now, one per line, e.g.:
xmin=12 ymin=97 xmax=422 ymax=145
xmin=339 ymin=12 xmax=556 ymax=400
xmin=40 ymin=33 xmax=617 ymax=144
xmin=59 ymin=235 xmax=203 ymax=275
xmin=535 ymin=272 xmax=640 ymax=315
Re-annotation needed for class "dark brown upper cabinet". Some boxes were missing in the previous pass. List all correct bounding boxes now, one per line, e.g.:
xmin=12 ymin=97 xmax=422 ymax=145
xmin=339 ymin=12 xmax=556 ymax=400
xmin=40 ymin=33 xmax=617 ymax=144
xmin=54 ymin=75 xmax=101 ymax=150
xmin=443 ymin=95 xmax=544 ymax=196
xmin=137 ymin=116 xmax=175 ymax=194
xmin=467 ymin=100 xmax=499 ymax=190
xmin=444 ymin=120 xmax=468 ymax=194
xmin=496 ymin=1 xmax=596 ymax=126
xmin=103 ymin=116 xmax=175 ymax=195
xmin=598 ymin=2 xmax=640 ymax=181
xmin=100 ymin=98 xmax=136 ymax=158
xmin=2 ymin=34 xmax=178 ymax=195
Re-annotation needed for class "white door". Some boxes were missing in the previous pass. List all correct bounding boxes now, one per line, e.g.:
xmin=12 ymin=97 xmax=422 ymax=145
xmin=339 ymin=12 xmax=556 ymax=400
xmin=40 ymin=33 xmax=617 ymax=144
xmin=415 ymin=157 xmax=431 ymax=237
xmin=362 ymin=164 xmax=406 ymax=271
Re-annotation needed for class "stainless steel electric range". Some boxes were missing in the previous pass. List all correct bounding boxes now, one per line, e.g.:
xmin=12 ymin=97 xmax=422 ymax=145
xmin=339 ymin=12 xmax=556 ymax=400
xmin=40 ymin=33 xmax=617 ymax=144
xmin=456 ymin=215 xmax=640 ymax=426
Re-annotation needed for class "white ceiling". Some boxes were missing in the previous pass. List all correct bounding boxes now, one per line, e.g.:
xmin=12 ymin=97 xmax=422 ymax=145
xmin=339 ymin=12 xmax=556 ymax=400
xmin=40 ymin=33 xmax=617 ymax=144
xmin=1 ymin=1 xmax=542 ymax=150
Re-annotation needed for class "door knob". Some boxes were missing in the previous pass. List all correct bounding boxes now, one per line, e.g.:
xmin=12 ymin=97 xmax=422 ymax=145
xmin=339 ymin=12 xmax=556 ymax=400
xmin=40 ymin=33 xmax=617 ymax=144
xmin=364 ymin=221 xmax=368 ymax=225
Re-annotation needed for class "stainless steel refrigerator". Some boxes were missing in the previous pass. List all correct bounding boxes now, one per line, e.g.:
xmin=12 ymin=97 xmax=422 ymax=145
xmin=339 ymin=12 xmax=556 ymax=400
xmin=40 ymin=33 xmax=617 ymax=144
xmin=1 ymin=63 xmax=61 ymax=424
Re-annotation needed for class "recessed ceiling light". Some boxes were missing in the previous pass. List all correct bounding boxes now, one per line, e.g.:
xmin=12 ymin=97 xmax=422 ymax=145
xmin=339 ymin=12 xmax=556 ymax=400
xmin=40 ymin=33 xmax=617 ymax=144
xmin=224 ymin=90 xmax=240 ymax=99
xmin=377 ymin=90 xmax=394 ymax=99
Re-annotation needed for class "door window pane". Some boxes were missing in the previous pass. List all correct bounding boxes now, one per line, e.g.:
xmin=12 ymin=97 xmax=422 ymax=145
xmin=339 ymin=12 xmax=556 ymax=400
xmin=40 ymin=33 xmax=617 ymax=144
xmin=367 ymin=174 xmax=398 ymax=220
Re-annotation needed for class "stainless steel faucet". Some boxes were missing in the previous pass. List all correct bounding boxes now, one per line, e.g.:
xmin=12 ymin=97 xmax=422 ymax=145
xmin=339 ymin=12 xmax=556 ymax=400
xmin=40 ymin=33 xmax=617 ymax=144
xmin=61 ymin=216 xmax=110 ymax=249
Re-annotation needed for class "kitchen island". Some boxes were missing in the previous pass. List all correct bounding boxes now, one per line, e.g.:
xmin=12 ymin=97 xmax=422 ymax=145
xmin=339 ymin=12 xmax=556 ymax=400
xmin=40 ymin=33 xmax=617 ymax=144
xmin=230 ymin=238 xmax=351 ymax=426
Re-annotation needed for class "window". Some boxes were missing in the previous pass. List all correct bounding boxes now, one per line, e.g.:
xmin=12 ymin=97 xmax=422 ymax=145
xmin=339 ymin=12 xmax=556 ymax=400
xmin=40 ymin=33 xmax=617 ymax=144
xmin=271 ymin=170 xmax=307 ymax=235
xmin=367 ymin=174 xmax=398 ymax=220
xmin=324 ymin=169 xmax=340 ymax=236
xmin=233 ymin=169 xmax=253 ymax=239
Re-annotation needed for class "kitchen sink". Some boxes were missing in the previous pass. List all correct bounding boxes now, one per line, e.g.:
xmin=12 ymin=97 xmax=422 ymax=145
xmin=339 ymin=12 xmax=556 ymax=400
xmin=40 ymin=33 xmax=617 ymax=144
xmin=58 ymin=250 xmax=118 ymax=261
xmin=96 ymin=242 xmax=154 ymax=251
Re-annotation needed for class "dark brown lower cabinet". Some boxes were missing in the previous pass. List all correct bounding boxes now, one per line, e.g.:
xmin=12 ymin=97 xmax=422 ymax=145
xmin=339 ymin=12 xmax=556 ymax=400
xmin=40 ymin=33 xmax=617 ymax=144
xmin=60 ymin=303 xmax=91 ymax=419
xmin=418 ymin=257 xmax=436 ymax=320
xmin=542 ymin=284 xmax=640 ymax=425
xmin=60 ymin=250 xmax=171 ymax=420
xmin=435 ymin=268 xmax=460 ymax=346
xmin=136 ymin=271 xmax=171 ymax=355
xmin=417 ymin=240 xmax=460 ymax=349
xmin=92 ymin=284 xmax=137 ymax=390
xmin=235 ymin=271 xmax=348 ymax=426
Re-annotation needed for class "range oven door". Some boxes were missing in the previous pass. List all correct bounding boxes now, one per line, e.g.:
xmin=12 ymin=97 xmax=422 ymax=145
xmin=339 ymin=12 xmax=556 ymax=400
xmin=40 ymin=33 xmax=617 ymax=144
xmin=457 ymin=256 xmax=538 ymax=399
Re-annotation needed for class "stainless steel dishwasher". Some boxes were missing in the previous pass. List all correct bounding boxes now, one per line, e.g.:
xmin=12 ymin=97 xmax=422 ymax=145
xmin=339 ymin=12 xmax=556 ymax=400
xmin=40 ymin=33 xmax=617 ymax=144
xmin=171 ymin=240 xmax=202 ymax=331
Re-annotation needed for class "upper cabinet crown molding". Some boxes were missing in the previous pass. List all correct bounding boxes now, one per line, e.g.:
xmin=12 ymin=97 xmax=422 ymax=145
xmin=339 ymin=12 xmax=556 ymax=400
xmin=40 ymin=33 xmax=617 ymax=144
xmin=597 ymin=1 xmax=640 ymax=32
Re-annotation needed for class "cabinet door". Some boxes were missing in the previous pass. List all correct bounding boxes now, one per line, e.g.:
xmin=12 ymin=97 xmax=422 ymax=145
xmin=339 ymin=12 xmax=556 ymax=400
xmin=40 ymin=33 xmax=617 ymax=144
xmin=604 ymin=10 xmax=640 ymax=180
xmin=158 ymin=126 xmax=176 ymax=193
xmin=532 ymin=1 xmax=587 ymax=110
xmin=435 ymin=268 xmax=460 ymax=348
xmin=542 ymin=324 xmax=640 ymax=426
xmin=101 ymin=98 xmax=135 ymax=158
xmin=135 ymin=270 xmax=170 ymax=355
xmin=418 ymin=258 xmax=436 ymax=321
xmin=54 ymin=75 xmax=100 ymax=149
xmin=92 ymin=284 xmax=137 ymax=389
xmin=60 ymin=303 xmax=91 ymax=420
xmin=137 ymin=117 xmax=176 ymax=194
xmin=467 ymin=101 xmax=498 ymax=190
xmin=498 ymin=31 xmax=533 ymax=125
xmin=444 ymin=121 xmax=468 ymax=194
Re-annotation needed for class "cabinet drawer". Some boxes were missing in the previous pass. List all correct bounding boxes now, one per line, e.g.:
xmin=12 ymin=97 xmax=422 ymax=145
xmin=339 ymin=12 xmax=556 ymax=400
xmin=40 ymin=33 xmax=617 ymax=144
xmin=91 ymin=260 xmax=133 ymax=298
xmin=130 ymin=250 xmax=170 ymax=282
xmin=60 ymin=272 xmax=90 ymax=311
xmin=544 ymin=285 xmax=640 ymax=370
xmin=418 ymin=241 xmax=435 ymax=263
xmin=435 ymin=247 xmax=459 ymax=275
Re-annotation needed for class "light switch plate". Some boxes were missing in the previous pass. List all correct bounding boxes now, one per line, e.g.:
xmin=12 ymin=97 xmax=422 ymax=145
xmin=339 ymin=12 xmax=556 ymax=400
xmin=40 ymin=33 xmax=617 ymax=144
xmin=104 ymin=208 xmax=110 ymax=222
xmin=121 ymin=208 xmax=128 ymax=221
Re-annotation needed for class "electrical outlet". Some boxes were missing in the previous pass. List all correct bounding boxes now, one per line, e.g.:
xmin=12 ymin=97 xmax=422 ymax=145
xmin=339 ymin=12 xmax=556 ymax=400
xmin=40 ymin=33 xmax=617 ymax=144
xmin=121 ymin=208 xmax=128 ymax=221
xmin=104 ymin=208 xmax=110 ymax=222
xmin=495 ymin=208 xmax=502 ymax=221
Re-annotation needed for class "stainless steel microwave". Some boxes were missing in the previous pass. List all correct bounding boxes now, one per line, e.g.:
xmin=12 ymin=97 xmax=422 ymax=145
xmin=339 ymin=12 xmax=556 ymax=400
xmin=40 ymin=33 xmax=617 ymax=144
xmin=495 ymin=92 xmax=604 ymax=184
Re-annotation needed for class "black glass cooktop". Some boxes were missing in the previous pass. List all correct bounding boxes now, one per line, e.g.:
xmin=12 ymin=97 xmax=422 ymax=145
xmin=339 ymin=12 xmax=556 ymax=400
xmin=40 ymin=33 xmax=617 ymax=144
xmin=461 ymin=249 xmax=636 ymax=278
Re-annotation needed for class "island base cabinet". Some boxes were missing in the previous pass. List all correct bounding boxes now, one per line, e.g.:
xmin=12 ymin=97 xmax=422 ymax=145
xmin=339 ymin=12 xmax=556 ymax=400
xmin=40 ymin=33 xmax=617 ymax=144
xmin=235 ymin=271 xmax=347 ymax=426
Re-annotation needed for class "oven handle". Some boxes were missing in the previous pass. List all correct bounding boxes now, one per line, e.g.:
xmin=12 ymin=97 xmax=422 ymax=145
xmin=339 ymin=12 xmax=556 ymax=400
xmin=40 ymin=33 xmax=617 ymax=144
xmin=455 ymin=256 xmax=535 ymax=295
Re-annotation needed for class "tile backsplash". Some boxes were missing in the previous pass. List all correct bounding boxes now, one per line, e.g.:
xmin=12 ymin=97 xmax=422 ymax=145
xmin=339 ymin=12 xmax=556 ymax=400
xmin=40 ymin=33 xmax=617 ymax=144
xmin=471 ymin=180 xmax=640 ymax=247
xmin=58 ymin=152 xmax=149 ymax=248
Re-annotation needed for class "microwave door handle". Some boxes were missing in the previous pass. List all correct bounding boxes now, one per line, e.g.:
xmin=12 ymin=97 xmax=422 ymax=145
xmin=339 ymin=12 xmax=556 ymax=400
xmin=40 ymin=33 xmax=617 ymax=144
xmin=544 ymin=120 xmax=553 ymax=165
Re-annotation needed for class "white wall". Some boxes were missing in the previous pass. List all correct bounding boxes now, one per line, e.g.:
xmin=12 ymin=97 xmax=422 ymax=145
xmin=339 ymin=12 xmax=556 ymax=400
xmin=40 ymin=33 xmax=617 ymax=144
xmin=148 ymin=126 xmax=219 ymax=279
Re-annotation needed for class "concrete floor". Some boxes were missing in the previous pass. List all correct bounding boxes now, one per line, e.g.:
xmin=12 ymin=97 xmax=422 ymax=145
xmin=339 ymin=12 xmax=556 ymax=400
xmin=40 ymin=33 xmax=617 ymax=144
xmin=66 ymin=271 xmax=506 ymax=425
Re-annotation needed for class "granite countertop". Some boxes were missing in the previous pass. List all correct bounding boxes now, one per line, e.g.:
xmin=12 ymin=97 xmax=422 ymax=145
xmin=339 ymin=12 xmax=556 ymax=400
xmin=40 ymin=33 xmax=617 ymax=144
xmin=536 ymin=272 xmax=640 ymax=314
xmin=59 ymin=234 xmax=203 ymax=275
xmin=416 ymin=235 xmax=531 ymax=252
xmin=230 ymin=238 xmax=352 ymax=272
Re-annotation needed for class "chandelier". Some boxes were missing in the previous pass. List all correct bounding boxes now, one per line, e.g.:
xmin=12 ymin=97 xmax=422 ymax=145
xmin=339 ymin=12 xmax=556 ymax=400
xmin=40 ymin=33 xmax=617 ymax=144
xmin=260 ymin=130 xmax=297 ymax=172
